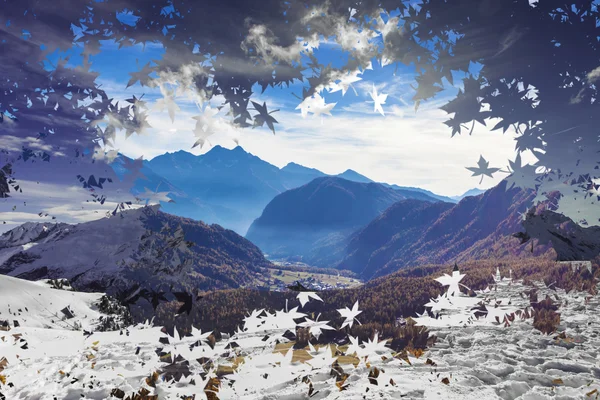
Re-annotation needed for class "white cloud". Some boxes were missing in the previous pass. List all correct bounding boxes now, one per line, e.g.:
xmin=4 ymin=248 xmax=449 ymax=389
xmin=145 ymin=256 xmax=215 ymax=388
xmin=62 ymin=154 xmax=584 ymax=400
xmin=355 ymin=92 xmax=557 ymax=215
xmin=113 ymin=96 xmax=530 ymax=197
xmin=242 ymin=24 xmax=318 ymax=65
xmin=0 ymin=179 xmax=143 ymax=233
xmin=86 ymin=71 xmax=533 ymax=200
xmin=0 ymin=135 xmax=67 ymax=157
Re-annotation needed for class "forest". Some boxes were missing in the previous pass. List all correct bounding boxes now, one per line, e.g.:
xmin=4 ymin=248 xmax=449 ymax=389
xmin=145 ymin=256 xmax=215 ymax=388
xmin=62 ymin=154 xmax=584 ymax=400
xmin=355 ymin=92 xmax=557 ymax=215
xmin=146 ymin=257 xmax=600 ymax=344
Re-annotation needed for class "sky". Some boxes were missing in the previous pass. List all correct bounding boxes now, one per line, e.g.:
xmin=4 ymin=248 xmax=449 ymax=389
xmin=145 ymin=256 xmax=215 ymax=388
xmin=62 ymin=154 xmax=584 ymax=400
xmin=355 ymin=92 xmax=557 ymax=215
xmin=0 ymin=9 xmax=539 ymax=234
xmin=80 ymin=38 xmax=531 ymax=198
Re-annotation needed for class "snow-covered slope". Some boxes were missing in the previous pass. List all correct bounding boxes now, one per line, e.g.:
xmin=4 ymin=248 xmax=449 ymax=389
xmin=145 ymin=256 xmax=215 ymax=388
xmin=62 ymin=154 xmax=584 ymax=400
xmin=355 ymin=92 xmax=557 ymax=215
xmin=0 ymin=205 xmax=271 ymax=293
xmin=0 ymin=274 xmax=103 ymax=330
xmin=0 ymin=210 xmax=147 ymax=284
xmin=1 ymin=269 xmax=599 ymax=399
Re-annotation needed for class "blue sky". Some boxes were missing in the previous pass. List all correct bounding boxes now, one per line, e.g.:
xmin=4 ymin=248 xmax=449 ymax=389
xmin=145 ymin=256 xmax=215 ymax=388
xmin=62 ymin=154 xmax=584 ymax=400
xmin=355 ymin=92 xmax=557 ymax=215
xmin=44 ymin=32 xmax=527 ymax=197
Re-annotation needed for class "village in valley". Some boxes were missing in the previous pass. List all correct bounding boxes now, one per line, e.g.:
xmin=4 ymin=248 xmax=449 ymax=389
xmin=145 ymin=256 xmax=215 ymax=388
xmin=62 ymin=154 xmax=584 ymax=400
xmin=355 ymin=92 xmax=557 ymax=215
xmin=259 ymin=261 xmax=363 ymax=292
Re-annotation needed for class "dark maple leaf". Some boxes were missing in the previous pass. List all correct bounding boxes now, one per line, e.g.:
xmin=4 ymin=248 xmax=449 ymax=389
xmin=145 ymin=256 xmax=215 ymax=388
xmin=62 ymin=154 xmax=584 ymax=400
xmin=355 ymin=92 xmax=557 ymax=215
xmin=251 ymin=101 xmax=279 ymax=134
xmin=466 ymin=155 xmax=501 ymax=184
xmin=172 ymin=291 xmax=193 ymax=315
xmin=286 ymin=281 xmax=311 ymax=292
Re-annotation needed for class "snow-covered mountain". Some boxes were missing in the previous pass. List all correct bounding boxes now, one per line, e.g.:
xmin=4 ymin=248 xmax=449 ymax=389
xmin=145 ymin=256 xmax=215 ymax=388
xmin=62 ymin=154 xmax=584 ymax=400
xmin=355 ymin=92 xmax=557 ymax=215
xmin=0 ymin=205 xmax=271 ymax=293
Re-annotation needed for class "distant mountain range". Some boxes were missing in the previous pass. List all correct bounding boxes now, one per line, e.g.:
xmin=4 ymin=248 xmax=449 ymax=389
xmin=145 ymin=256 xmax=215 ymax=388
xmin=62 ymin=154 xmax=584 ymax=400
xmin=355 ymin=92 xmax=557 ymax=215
xmin=0 ymin=205 xmax=271 ymax=293
xmin=248 ymin=179 xmax=561 ymax=279
xmin=245 ymin=177 xmax=443 ymax=266
xmin=129 ymin=146 xmax=461 ymax=234
xmin=450 ymin=188 xmax=486 ymax=201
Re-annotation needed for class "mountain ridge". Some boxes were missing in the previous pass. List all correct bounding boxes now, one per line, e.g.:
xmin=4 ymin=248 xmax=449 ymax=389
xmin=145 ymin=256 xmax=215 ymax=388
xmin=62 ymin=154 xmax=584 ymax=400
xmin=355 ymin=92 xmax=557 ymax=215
xmin=336 ymin=181 xmax=557 ymax=279
xmin=142 ymin=146 xmax=458 ymax=234
xmin=0 ymin=205 xmax=271 ymax=293
xmin=245 ymin=176 xmax=442 ymax=265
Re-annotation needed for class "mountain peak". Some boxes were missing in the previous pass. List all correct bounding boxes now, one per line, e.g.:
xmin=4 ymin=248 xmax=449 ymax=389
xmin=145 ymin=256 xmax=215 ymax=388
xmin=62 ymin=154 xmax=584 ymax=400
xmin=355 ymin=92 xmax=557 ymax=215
xmin=281 ymin=162 xmax=321 ymax=173
xmin=451 ymin=188 xmax=487 ymax=201
xmin=208 ymin=145 xmax=247 ymax=154
xmin=336 ymin=169 xmax=373 ymax=183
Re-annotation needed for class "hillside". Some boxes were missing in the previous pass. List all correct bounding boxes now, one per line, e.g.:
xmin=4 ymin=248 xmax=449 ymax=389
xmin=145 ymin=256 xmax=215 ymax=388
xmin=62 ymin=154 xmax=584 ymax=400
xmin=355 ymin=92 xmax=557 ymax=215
xmin=335 ymin=199 xmax=456 ymax=277
xmin=337 ymin=181 xmax=556 ymax=279
xmin=245 ymin=177 xmax=441 ymax=265
xmin=0 ymin=205 xmax=271 ymax=294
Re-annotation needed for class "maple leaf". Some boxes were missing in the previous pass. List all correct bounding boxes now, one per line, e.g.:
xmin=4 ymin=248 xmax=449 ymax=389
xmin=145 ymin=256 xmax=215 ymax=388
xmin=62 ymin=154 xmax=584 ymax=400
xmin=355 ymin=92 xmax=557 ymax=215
xmin=361 ymin=332 xmax=390 ymax=356
xmin=466 ymin=155 xmax=501 ymax=184
xmin=126 ymin=62 xmax=154 ymax=88
xmin=328 ymin=70 xmax=362 ymax=96
xmin=287 ymin=281 xmax=310 ymax=292
xmin=138 ymin=187 xmax=172 ymax=204
xmin=190 ymin=326 xmax=213 ymax=345
xmin=191 ymin=106 xmax=219 ymax=149
xmin=369 ymin=84 xmax=388 ymax=116
xmin=345 ymin=335 xmax=362 ymax=357
xmin=298 ymin=316 xmax=335 ymax=340
xmin=337 ymin=300 xmax=362 ymax=329
xmin=143 ymin=289 xmax=169 ymax=310
xmin=125 ymin=94 xmax=147 ymax=109
xmin=242 ymin=309 xmax=266 ymax=332
xmin=505 ymin=152 xmax=539 ymax=190
xmin=154 ymin=89 xmax=180 ymax=123
xmin=306 ymin=343 xmax=336 ymax=369
xmin=104 ymin=149 xmax=120 ymax=164
xmin=295 ymin=93 xmax=336 ymax=118
xmin=172 ymin=291 xmax=193 ymax=315
xmin=273 ymin=307 xmax=306 ymax=330
xmin=296 ymin=291 xmax=323 ymax=308
xmin=251 ymin=101 xmax=279 ymax=134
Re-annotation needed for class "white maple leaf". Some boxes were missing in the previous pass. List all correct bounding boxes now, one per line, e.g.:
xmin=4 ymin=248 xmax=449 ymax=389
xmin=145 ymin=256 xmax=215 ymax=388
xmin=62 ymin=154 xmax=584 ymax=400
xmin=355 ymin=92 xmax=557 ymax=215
xmin=298 ymin=316 xmax=335 ymax=340
xmin=295 ymin=93 xmax=337 ymax=118
xmin=346 ymin=335 xmax=362 ymax=357
xmin=138 ymin=187 xmax=172 ymax=204
xmin=154 ymin=89 xmax=180 ymax=123
xmin=161 ymin=326 xmax=194 ymax=361
xmin=242 ymin=308 xmax=266 ymax=332
xmin=423 ymin=294 xmax=446 ymax=314
xmin=435 ymin=269 xmax=466 ymax=297
xmin=361 ymin=332 xmax=390 ymax=357
xmin=306 ymin=344 xmax=336 ymax=369
xmin=296 ymin=291 xmax=323 ymax=308
xmin=190 ymin=326 xmax=213 ymax=344
xmin=337 ymin=300 xmax=362 ymax=329
xmin=191 ymin=106 xmax=219 ymax=149
xmin=369 ymin=84 xmax=388 ymax=116
xmin=328 ymin=70 xmax=362 ymax=96
xmin=273 ymin=306 xmax=307 ymax=330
